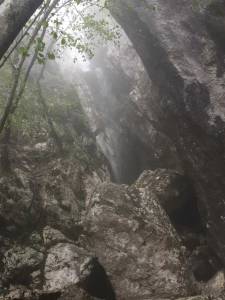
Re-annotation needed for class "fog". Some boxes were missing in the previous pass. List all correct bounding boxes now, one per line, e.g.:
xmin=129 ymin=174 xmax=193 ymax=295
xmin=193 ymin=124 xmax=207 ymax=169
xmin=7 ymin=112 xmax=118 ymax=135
xmin=50 ymin=12 xmax=155 ymax=183
xmin=29 ymin=5 xmax=157 ymax=184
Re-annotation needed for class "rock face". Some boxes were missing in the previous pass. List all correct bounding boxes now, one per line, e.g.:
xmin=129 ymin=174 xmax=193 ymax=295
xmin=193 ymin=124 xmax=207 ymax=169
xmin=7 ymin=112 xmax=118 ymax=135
xmin=2 ymin=0 xmax=225 ymax=299
xmin=76 ymin=38 xmax=181 ymax=184
xmin=0 ymin=156 xmax=224 ymax=299
xmin=0 ymin=140 xmax=109 ymax=298
xmin=108 ymin=0 xmax=225 ymax=266
xmin=82 ymin=178 xmax=189 ymax=299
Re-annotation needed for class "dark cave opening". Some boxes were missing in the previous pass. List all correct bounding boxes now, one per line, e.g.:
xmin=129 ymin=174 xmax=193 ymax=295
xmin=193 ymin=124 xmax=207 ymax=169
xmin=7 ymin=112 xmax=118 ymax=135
xmin=192 ymin=246 xmax=222 ymax=282
xmin=107 ymin=132 xmax=224 ymax=284
xmin=39 ymin=291 xmax=62 ymax=300
xmin=108 ymin=132 xmax=224 ymax=284
xmin=164 ymin=177 xmax=223 ymax=282
xmin=79 ymin=257 xmax=116 ymax=300
xmin=168 ymin=178 xmax=203 ymax=234
xmin=111 ymin=132 xmax=170 ymax=185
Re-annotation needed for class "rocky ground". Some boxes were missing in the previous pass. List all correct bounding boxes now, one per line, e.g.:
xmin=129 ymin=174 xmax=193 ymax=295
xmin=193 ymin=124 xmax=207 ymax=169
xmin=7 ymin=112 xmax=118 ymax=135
xmin=0 ymin=142 xmax=224 ymax=299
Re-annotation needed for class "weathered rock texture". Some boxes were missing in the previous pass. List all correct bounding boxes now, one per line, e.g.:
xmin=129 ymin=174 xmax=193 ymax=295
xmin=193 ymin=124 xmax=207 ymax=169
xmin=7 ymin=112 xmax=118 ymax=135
xmin=107 ymin=0 xmax=225 ymax=266
xmin=0 ymin=135 xmax=109 ymax=298
xmin=1 ymin=0 xmax=225 ymax=299
xmin=82 ymin=178 xmax=189 ymax=299
xmin=1 ymin=163 xmax=224 ymax=299
xmin=76 ymin=39 xmax=180 ymax=184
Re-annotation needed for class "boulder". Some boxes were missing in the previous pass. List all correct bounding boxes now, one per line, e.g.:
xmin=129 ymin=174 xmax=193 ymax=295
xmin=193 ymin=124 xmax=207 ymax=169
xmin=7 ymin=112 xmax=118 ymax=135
xmin=2 ymin=246 xmax=44 ymax=286
xmin=44 ymin=243 xmax=81 ymax=291
xmin=82 ymin=176 xmax=190 ymax=299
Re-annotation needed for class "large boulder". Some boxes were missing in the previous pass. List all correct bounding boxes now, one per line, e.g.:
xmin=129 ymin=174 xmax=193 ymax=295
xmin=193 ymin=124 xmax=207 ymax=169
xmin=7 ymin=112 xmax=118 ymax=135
xmin=2 ymin=245 xmax=44 ymax=287
xmin=82 ymin=176 xmax=190 ymax=299
xmin=0 ymin=147 xmax=108 ymax=297
xmin=0 ymin=167 xmax=224 ymax=299
xmin=44 ymin=243 xmax=87 ymax=291
xmin=0 ymin=169 xmax=40 ymax=236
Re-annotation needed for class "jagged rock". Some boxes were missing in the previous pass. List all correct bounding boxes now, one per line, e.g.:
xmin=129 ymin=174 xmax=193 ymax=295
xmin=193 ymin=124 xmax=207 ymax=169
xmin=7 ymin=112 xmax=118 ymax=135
xmin=0 ymin=172 xmax=40 ymax=235
xmin=176 ymin=297 xmax=208 ymax=300
xmin=82 ymin=175 xmax=190 ymax=299
xmin=77 ymin=40 xmax=181 ymax=184
xmin=39 ymin=160 xmax=82 ymax=237
xmin=44 ymin=243 xmax=89 ymax=292
xmin=136 ymin=169 xmax=193 ymax=216
xmin=202 ymin=270 xmax=225 ymax=298
xmin=0 ymin=287 xmax=27 ymax=300
xmin=109 ymin=0 xmax=225 ymax=266
xmin=3 ymin=0 xmax=225 ymax=291
xmin=42 ymin=226 xmax=71 ymax=247
xmin=39 ymin=157 xmax=108 ymax=239
xmin=2 ymin=246 xmax=44 ymax=286
xmin=59 ymin=285 xmax=95 ymax=300
xmin=0 ymin=146 xmax=107 ymax=296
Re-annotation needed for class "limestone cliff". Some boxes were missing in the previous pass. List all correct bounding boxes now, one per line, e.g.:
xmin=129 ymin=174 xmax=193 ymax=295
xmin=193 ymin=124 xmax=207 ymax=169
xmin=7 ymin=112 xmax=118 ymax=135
xmin=1 ymin=0 xmax=225 ymax=299
xmin=109 ymin=0 xmax=225 ymax=268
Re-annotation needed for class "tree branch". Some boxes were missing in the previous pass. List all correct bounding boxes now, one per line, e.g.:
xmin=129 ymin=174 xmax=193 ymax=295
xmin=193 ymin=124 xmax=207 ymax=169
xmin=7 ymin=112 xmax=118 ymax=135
xmin=0 ymin=0 xmax=44 ymax=60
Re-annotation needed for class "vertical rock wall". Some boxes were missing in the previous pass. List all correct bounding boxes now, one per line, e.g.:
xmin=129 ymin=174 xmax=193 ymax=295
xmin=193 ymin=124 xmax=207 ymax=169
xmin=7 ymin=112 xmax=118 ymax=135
xmin=108 ymin=0 xmax=225 ymax=265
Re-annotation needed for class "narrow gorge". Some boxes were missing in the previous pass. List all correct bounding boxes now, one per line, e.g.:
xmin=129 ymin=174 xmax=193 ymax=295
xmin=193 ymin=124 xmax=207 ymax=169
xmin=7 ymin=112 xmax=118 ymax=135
xmin=0 ymin=0 xmax=225 ymax=300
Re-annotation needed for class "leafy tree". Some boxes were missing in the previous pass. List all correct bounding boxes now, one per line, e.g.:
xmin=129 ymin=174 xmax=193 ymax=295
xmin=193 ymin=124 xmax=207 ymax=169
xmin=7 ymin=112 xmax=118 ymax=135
xmin=0 ymin=0 xmax=119 ymax=171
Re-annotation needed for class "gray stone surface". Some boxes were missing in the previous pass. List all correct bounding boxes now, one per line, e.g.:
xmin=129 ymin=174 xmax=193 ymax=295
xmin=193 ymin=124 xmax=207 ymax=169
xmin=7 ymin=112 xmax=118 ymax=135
xmin=109 ymin=0 xmax=225 ymax=265
xmin=1 ymin=1 xmax=225 ymax=299
xmin=82 ymin=179 xmax=189 ymax=299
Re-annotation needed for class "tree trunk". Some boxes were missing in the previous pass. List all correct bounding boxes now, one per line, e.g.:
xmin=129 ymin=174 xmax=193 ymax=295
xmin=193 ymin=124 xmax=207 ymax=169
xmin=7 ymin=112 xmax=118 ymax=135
xmin=1 ymin=120 xmax=11 ymax=173
xmin=0 ymin=0 xmax=44 ymax=60
xmin=37 ymin=82 xmax=64 ymax=153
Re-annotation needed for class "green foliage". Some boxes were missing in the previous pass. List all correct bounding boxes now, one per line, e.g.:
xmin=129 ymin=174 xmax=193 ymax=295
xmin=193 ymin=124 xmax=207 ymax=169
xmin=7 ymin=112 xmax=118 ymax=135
xmin=191 ymin=0 xmax=213 ymax=11
xmin=0 ymin=0 xmax=117 ymax=168
xmin=47 ymin=52 xmax=55 ymax=60
xmin=18 ymin=46 xmax=30 ymax=58
xmin=19 ymin=0 xmax=120 ymax=64
xmin=0 ymin=59 xmax=87 ymax=138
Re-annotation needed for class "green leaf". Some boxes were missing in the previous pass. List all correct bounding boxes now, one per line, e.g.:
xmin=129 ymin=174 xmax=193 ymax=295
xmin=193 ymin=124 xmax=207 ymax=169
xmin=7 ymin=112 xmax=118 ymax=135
xmin=51 ymin=31 xmax=58 ymax=40
xmin=18 ymin=46 xmax=29 ymax=57
xmin=47 ymin=52 xmax=56 ymax=60
xmin=61 ymin=38 xmax=66 ymax=46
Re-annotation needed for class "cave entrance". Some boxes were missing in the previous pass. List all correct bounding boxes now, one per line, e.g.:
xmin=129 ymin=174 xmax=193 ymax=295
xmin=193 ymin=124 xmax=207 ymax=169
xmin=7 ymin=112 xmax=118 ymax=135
xmin=79 ymin=257 xmax=116 ymax=300
xmin=164 ymin=176 xmax=223 ymax=283
xmin=39 ymin=292 xmax=62 ymax=300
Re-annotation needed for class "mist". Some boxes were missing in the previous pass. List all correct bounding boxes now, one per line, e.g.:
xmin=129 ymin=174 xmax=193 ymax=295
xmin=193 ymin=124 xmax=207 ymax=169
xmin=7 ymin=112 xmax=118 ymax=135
xmin=1 ymin=1 xmax=225 ymax=299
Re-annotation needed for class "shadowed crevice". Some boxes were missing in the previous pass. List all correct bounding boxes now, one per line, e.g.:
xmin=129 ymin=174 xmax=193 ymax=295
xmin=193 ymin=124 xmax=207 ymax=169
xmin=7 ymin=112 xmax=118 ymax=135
xmin=79 ymin=257 xmax=116 ymax=300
